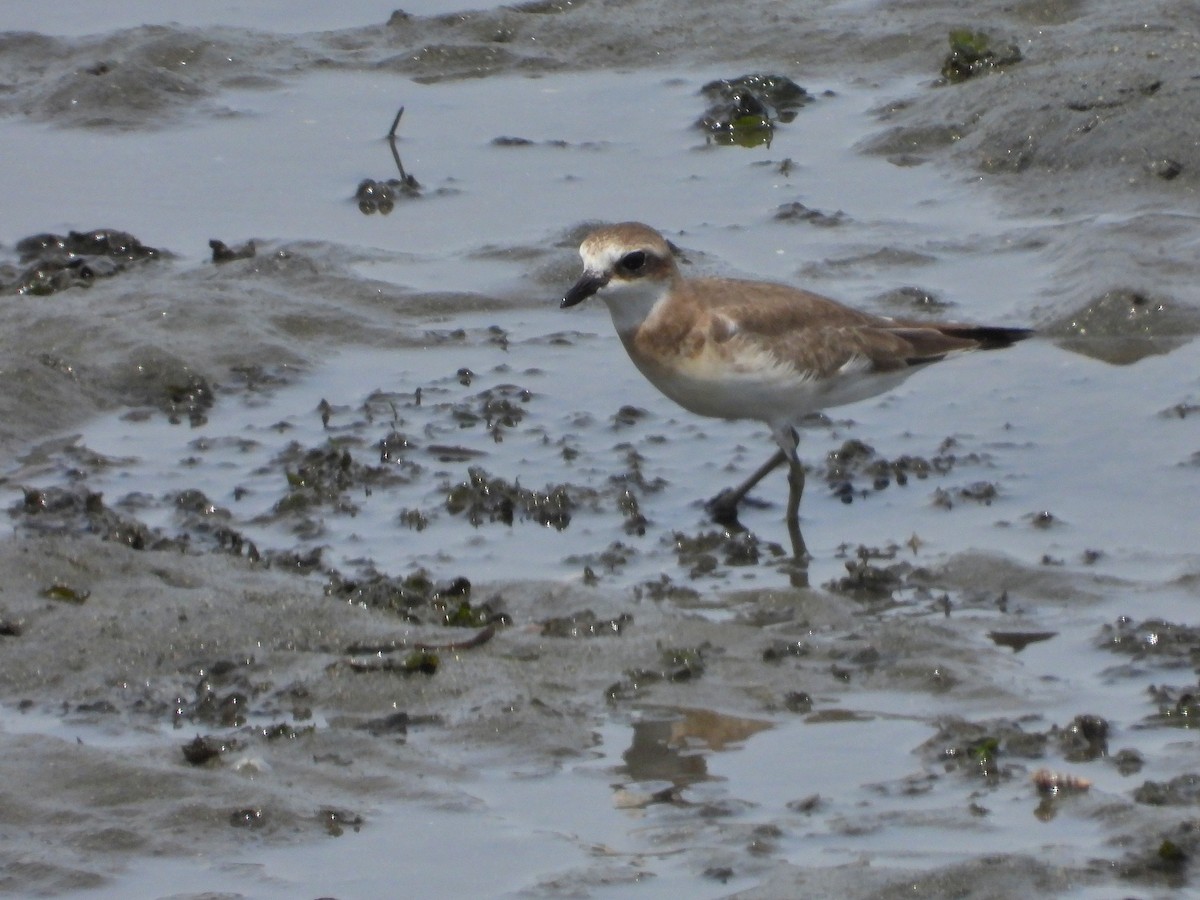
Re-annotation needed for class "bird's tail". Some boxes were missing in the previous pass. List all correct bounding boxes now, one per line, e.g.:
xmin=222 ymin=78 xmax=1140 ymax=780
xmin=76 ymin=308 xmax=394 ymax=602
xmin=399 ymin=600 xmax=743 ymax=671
xmin=933 ymin=325 xmax=1034 ymax=350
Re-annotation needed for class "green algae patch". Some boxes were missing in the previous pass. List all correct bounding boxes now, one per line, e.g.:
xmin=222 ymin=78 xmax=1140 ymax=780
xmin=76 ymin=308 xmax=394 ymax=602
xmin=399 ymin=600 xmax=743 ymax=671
xmin=697 ymin=74 xmax=812 ymax=148
xmin=325 ymin=569 xmax=471 ymax=622
xmin=441 ymin=596 xmax=506 ymax=628
xmin=941 ymin=29 xmax=1022 ymax=83
xmin=444 ymin=465 xmax=576 ymax=530
xmin=341 ymin=649 xmax=440 ymax=675
xmin=402 ymin=650 xmax=440 ymax=675
xmin=39 ymin=582 xmax=91 ymax=604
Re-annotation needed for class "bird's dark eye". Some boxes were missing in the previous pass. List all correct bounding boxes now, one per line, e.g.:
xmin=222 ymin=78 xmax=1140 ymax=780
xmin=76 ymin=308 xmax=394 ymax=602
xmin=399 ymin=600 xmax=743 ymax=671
xmin=620 ymin=250 xmax=647 ymax=273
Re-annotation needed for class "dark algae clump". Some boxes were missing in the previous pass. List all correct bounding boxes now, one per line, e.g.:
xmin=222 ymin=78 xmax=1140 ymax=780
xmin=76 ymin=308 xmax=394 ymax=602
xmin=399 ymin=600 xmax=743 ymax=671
xmin=941 ymin=29 xmax=1023 ymax=84
xmin=6 ymin=229 xmax=164 ymax=296
xmin=697 ymin=74 xmax=812 ymax=147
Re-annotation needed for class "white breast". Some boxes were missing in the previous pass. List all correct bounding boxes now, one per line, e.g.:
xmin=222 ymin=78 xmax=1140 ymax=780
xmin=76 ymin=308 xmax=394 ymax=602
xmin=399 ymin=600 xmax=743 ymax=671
xmin=630 ymin=341 xmax=918 ymax=428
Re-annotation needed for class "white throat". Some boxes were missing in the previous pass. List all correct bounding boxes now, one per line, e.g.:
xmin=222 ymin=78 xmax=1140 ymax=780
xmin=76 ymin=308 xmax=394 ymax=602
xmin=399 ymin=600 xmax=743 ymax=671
xmin=599 ymin=278 xmax=671 ymax=336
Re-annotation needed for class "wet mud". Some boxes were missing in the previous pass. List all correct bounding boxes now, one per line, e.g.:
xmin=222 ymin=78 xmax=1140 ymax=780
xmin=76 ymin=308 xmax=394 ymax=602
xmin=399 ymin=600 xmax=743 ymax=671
xmin=2 ymin=1 xmax=1200 ymax=898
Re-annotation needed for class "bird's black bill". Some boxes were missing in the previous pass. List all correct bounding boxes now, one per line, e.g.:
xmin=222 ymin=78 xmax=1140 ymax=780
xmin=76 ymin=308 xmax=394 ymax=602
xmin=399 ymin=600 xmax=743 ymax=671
xmin=561 ymin=272 xmax=607 ymax=308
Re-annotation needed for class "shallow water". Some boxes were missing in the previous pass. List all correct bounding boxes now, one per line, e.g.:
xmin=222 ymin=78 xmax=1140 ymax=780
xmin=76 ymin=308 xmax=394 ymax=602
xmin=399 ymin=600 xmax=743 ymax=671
xmin=18 ymin=311 xmax=1200 ymax=594
xmin=2 ymin=66 xmax=1047 ymax=304
xmin=4 ymin=5 xmax=1200 ymax=899
xmin=3 ymin=67 xmax=1079 ymax=596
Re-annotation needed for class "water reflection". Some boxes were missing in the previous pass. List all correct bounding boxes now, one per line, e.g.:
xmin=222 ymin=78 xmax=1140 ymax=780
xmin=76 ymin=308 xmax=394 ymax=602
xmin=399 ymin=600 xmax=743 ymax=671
xmin=618 ymin=707 xmax=774 ymax=801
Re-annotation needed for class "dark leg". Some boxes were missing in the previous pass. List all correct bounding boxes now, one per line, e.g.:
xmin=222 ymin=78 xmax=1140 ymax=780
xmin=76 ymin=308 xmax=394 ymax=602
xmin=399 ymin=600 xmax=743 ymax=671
xmin=706 ymin=448 xmax=788 ymax=526
xmin=772 ymin=424 xmax=810 ymax=564
xmin=785 ymin=456 xmax=809 ymax=563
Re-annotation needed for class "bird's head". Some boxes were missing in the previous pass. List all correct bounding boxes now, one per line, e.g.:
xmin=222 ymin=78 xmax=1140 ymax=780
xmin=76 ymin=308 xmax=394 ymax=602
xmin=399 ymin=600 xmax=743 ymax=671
xmin=561 ymin=223 xmax=679 ymax=331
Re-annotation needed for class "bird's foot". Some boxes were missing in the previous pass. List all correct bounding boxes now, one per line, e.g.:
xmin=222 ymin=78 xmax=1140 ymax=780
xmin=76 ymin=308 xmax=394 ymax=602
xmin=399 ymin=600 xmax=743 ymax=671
xmin=781 ymin=554 xmax=811 ymax=588
xmin=705 ymin=490 xmax=743 ymax=529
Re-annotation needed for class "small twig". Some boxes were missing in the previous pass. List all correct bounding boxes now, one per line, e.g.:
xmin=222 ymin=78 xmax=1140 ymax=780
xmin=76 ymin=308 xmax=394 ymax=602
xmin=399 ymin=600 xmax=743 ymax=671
xmin=342 ymin=623 xmax=498 ymax=657
xmin=388 ymin=138 xmax=411 ymax=183
xmin=385 ymin=105 xmax=418 ymax=187
xmin=415 ymin=623 xmax=498 ymax=653
xmin=387 ymin=105 xmax=405 ymax=139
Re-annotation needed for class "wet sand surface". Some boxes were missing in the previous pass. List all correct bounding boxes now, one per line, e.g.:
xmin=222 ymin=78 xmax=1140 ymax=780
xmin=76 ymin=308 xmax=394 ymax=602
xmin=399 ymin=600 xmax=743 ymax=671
xmin=2 ymin=1 xmax=1200 ymax=897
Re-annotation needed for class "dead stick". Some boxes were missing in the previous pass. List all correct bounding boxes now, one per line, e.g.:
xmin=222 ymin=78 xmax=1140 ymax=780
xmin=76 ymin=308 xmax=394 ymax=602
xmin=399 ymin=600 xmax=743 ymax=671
xmin=387 ymin=105 xmax=405 ymax=138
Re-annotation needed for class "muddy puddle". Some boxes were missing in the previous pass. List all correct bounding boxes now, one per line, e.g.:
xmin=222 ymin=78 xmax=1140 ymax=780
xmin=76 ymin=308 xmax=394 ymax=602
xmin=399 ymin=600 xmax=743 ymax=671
xmin=3 ymin=2 xmax=1200 ymax=898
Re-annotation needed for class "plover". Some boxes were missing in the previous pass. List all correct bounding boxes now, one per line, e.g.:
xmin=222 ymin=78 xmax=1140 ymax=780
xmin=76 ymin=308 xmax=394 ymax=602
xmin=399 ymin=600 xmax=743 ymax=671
xmin=561 ymin=222 xmax=1031 ymax=560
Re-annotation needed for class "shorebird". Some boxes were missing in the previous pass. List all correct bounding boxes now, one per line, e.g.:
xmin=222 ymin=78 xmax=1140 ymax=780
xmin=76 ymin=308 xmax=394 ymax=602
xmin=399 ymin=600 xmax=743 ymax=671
xmin=560 ymin=222 xmax=1031 ymax=561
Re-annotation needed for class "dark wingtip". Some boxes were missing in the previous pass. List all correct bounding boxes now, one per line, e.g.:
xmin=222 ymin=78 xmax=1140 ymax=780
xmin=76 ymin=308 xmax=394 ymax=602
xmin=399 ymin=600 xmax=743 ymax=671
xmin=940 ymin=325 xmax=1035 ymax=350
